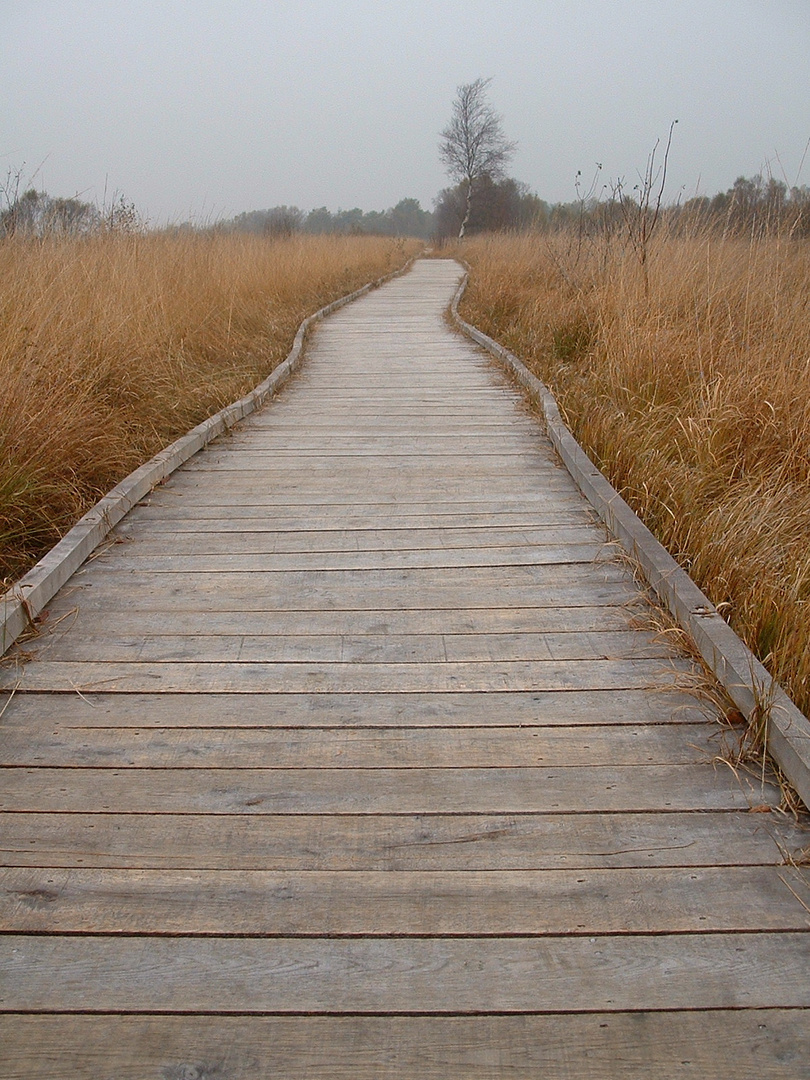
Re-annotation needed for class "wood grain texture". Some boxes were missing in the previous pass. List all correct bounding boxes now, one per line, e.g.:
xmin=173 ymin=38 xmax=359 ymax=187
xmin=0 ymin=722 xmax=720 ymax=768
xmin=78 ymin=542 xmax=611 ymax=572
xmin=38 ymin=578 xmax=641 ymax=615
xmin=0 ymin=657 xmax=689 ymax=693
xmin=112 ymin=522 xmax=604 ymax=551
xmin=0 ymin=689 xmax=710 ymax=728
xmin=0 ymin=764 xmax=772 ymax=814
xmin=2 ymin=1013 xmax=808 ymax=1080
xmin=3 ymin=933 xmax=810 ymax=1012
xmin=2 ymin=811 xmax=800 ymax=870
xmin=18 ymin=629 xmax=671 ymax=664
xmin=3 ymin=865 xmax=808 ymax=935
xmin=21 ymin=603 xmax=640 ymax=638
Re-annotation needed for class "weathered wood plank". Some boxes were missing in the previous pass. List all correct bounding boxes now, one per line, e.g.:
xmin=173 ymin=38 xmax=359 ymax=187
xmin=122 ymin=508 xmax=596 ymax=529
xmin=0 ymin=689 xmax=710 ymax=729
xmin=159 ymin=479 xmax=579 ymax=500
xmin=0 ymin=657 xmax=690 ymax=693
xmin=179 ymin=458 xmax=562 ymax=475
xmin=244 ymin=407 xmax=528 ymax=418
xmin=3 ymin=933 xmax=810 ymax=1012
xmin=75 ymin=543 xmax=614 ymax=573
xmin=204 ymin=437 xmax=546 ymax=452
xmin=3 ymin=866 xmax=807 ymax=935
xmin=141 ymin=489 xmax=591 ymax=508
xmin=27 ymin=604 xmax=638 ymax=638
xmin=18 ymin=630 xmax=671 ymax=664
xmin=137 ymin=495 xmax=594 ymax=515
xmin=2 ymin=1013 xmax=808 ymax=1080
xmin=184 ymin=445 xmax=555 ymax=461
xmin=259 ymin=393 xmax=511 ymax=404
xmin=0 ymin=764 xmax=767 ymax=814
xmin=172 ymin=464 xmax=571 ymax=482
xmin=0 ymin=723 xmax=719 ymax=769
xmin=112 ymin=523 xmax=604 ymax=552
xmin=2 ymin=811 xmax=798 ymax=870
xmin=43 ymin=579 xmax=640 ymax=614
xmin=67 ymin=561 xmax=633 ymax=588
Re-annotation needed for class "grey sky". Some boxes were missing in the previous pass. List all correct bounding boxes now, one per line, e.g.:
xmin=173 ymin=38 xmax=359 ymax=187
xmin=2 ymin=0 xmax=809 ymax=223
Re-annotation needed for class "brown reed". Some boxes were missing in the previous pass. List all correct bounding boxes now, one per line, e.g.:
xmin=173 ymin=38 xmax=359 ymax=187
xmin=456 ymin=226 xmax=810 ymax=718
xmin=0 ymin=231 xmax=418 ymax=583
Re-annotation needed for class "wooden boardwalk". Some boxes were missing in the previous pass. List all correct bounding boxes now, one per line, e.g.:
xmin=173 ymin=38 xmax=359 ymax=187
xmin=1 ymin=259 xmax=809 ymax=1077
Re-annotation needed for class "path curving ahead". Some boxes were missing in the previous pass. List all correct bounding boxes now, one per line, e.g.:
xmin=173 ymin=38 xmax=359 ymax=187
xmin=1 ymin=260 xmax=809 ymax=1078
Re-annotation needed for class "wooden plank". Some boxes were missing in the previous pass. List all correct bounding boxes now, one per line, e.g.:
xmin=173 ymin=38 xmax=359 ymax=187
xmin=44 ymin=579 xmax=639 ymax=615
xmin=159 ymin=477 xmax=578 ymax=497
xmin=149 ymin=489 xmax=586 ymax=509
xmin=208 ymin=436 xmax=546 ymax=452
xmin=261 ymin=391 xmax=510 ymax=401
xmin=0 ymin=723 xmax=719 ymax=769
xmin=0 ymin=657 xmax=691 ymax=693
xmin=235 ymin=421 xmax=542 ymax=433
xmin=111 ymin=523 xmax=604 ymax=552
xmin=124 ymin=508 xmax=597 ymax=529
xmin=162 ymin=462 xmax=571 ymax=479
xmin=184 ymin=445 xmax=553 ymax=460
xmin=247 ymin=399 xmax=527 ymax=406
xmin=3 ymin=865 xmax=808 ymax=935
xmin=2 ymin=1012 xmax=809 ymax=1080
xmin=180 ymin=455 xmax=560 ymax=471
xmin=0 ymin=689 xmax=711 ymax=729
xmin=238 ymin=404 xmax=521 ymax=414
xmin=276 ymin=382 xmax=502 ymax=391
xmin=2 ymin=810 xmax=798 ymax=870
xmin=0 ymin=764 xmax=773 ymax=814
xmin=19 ymin=630 xmax=671 ymax=665
xmin=66 ymin=562 xmax=633 ymax=589
xmin=75 ymin=543 xmax=613 ymax=573
xmin=44 ymin=573 xmax=641 ymax=617
xmin=137 ymin=496 xmax=594 ymax=515
xmin=27 ymin=604 xmax=637 ymax=638
xmin=441 ymin=630 xmax=666 ymax=662
xmin=141 ymin=489 xmax=591 ymax=508
xmin=175 ymin=455 xmax=566 ymax=471
xmin=3 ymin=933 xmax=810 ymax=1012
xmin=265 ymin=392 xmax=511 ymax=401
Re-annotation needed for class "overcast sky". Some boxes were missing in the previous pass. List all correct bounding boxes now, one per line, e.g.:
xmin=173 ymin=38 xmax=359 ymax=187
xmin=2 ymin=0 xmax=809 ymax=223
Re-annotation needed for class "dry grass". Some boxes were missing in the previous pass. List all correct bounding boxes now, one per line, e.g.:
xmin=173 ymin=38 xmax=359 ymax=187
xmin=1 ymin=230 xmax=419 ymax=582
xmin=455 ymin=226 xmax=810 ymax=718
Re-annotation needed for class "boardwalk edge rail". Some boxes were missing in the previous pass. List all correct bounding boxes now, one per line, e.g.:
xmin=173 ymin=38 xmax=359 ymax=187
xmin=451 ymin=272 xmax=810 ymax=810
xmin=0 ymin=256 xmax=417 ymax=658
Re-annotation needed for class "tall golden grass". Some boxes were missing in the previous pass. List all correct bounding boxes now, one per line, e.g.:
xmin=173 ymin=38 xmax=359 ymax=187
xmin=456 ymin=226 xmax=810 ymax=717
xmin=1 ymin=230 xmax=419 ymax=582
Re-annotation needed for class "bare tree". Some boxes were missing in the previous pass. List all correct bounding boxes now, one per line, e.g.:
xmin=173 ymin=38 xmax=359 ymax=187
xmin=439 ymin=78 xmax=516 ymax=239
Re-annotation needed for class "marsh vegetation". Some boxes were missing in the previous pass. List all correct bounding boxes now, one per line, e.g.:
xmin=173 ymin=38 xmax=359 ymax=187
xmin=456 ymin=224 xmax=810 ymax=717
xmin=0 ymin=230 xmax=417 ymax=582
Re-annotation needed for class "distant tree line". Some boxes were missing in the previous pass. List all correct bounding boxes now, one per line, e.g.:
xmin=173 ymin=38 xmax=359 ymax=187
xmin=542 ymin=174 xmax=810 ymax=239
xmin=0 ymin=188 xmax=100 ymax=236
xmin=676 ymin=175 xmax=810 ymax=237
xmin=225 ymin=182 xmax=548 ymax=242
xmin=0 ymin=186 xmax=141 ymax=237
xmin=224 ymin=198 xmax=435 ymax=239
xmin=4 ymin=174 xmax=810 ymax=243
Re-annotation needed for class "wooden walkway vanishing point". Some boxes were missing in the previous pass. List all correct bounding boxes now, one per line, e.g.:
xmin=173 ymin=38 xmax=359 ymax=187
xmin=1 ymin=259 xmax=810 ymax=1078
